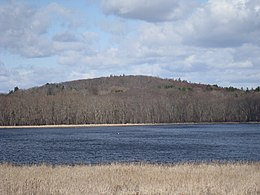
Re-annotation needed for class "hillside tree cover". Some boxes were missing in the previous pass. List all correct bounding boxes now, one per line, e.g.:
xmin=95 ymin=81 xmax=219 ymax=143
xmin=0 ymin=76 xmax=260 ymax=126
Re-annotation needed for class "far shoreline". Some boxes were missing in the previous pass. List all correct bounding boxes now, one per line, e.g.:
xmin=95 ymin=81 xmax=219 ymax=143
xmin=0 ymin=121 xmax=260 ymax=129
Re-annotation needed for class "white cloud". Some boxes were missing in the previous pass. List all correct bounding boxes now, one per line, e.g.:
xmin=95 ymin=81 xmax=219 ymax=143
xmin=102 ymin=0 xmax=260 ymax=47
xmin=181 ymin=0 xmax=260 ymax=47
xmin=98 ymin=18 xmax=128 ymax=35
xmin=80 ymin=47 xmax=122 ymax=68
xmin=0 ymin=1 xmax=72 ymax=58
xmin=99 ymin=0 xmax=260 ymax=87
xmin=1 ymin=0 xmax=260 ymax=92
xmin=0 ymin=64 xmax=35 ymax=91
xmin=0 ymin=63 xmax=87 ymax=92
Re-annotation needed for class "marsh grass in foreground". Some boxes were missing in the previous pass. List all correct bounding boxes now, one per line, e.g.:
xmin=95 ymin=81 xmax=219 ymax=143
xmin=0 ymin=163 xmax=259 ymax=195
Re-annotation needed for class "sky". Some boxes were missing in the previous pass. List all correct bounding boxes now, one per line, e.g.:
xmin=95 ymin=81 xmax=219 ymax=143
xmin=0 ymin=0 xmax=260 ymax=92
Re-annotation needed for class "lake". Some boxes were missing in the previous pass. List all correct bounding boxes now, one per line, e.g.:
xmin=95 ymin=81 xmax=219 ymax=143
xmin=0 ymin=124 xmax=259 ymax=165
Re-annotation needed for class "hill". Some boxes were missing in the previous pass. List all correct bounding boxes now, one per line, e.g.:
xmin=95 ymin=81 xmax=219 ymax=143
xmin=0 ymin=75 xmax=260 ymax=125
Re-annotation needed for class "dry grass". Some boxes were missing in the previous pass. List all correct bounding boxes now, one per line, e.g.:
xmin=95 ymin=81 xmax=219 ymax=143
xmin=0 ymin=163 xmax=259 ymax=195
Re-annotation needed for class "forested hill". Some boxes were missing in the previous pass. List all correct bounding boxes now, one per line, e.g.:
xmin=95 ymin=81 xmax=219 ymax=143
xmin=1 ymin=75 xmax=260 ymax=126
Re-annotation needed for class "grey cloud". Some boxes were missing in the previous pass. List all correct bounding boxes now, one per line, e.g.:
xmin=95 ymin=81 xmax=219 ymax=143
xmin=53 ymin=32 xmax=79 ymax=42
xmin=233 ymin=44 xmax=260 ymax=64
xmin=54 ymin=31 xmax=99 ymax=65
xmin=101 ymin=0 xmax=198 ymax=22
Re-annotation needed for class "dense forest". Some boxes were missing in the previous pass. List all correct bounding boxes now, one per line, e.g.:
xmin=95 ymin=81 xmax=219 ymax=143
xmin=0 ymin=75 xmax=260 ymax=126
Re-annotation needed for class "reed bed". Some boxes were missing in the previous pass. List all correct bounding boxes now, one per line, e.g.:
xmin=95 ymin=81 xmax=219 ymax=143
xmin=0 ymin=162 xmax=259 ymax=195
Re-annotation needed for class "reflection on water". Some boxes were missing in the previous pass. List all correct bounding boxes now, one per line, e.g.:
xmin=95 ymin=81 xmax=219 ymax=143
xmin=0 ymin=124 xmax=259 ymax=164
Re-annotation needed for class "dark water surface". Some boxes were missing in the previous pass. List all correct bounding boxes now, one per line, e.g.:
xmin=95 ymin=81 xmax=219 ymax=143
xmin=0 ymin=124 xmax=259 ymax=164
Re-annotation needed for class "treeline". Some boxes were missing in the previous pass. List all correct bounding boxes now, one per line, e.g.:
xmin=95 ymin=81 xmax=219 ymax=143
xmin=0 ymin=76 xmax=260 ymax=125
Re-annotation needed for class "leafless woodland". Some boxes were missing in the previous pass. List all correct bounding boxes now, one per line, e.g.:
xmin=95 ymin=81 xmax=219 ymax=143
xmin=1 ymin=76 xmax=260 ymax=125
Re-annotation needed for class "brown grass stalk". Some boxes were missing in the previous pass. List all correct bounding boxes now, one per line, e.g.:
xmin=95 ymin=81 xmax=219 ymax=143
xmin=0 ymin=163 xmax=259 ymax=195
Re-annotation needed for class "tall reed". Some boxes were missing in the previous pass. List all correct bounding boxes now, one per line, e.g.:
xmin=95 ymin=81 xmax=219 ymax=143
xmin=0 ymin=163 xmax=259 ymax=195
